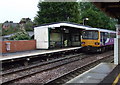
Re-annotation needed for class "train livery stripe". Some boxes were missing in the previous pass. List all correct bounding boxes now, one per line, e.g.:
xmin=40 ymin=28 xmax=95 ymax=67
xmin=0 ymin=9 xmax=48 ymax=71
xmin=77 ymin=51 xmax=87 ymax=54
xmin=112 ymin=73 xmax=120 ymax=85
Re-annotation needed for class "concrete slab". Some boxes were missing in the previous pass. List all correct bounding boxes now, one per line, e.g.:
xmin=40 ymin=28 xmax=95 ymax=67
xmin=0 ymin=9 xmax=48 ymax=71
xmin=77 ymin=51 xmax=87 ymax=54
xmin=65 ymin=63 xmax=116 ymax=84
xmin=89 ymin=63 xmax=116 ymax=74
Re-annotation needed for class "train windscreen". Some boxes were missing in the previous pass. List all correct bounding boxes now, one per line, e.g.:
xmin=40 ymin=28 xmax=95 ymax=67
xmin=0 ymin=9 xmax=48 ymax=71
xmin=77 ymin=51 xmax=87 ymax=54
xmin=82 ymin=30 xmax=98 ymax=40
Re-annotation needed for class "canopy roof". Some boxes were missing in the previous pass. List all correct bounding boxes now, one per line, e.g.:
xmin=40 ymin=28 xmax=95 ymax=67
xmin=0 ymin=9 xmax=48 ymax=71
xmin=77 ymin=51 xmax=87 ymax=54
xmin=35 ymin=22 xmax=91 ymax=30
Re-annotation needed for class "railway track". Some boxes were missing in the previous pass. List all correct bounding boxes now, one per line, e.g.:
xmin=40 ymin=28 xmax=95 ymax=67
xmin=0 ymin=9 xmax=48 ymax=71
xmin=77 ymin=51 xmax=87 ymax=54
xmin=2 ymin=53 xmax=88 ymax=84
xmin=44 ymin=54 xmax=114 ymax=85
xmin=1 ymin=51 xmax=114 ymax=84
xmin=2 ymin=53 xmax=83 ymax=75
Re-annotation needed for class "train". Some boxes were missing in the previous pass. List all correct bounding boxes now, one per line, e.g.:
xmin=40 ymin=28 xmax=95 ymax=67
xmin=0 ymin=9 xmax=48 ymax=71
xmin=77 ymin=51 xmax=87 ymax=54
xmin=81 ymin=27 xmax=116 ymax=52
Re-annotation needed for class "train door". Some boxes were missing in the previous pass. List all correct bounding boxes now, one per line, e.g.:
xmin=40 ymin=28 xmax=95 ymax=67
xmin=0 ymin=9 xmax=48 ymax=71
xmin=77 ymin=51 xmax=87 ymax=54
xmin=100 ymin=32 xmax=108 ymax=46
xmin=100 ymin=32 xmax=104 ymax=45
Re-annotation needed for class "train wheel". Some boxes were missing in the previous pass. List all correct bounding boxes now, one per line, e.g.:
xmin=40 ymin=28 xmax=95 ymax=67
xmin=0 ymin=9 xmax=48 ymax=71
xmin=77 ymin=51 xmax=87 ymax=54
xmin=97 ymin=48 xmax=102 ymax=53
xmin=99 ymin=48 xmax=102 ymax=52
xmin=102 ymin=47 xmax=105 ymax=52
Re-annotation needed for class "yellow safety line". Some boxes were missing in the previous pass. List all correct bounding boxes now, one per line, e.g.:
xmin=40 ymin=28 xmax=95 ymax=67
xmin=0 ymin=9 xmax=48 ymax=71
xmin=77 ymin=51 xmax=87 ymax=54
xmin=112 ymin=73 xmax=120 ymax=85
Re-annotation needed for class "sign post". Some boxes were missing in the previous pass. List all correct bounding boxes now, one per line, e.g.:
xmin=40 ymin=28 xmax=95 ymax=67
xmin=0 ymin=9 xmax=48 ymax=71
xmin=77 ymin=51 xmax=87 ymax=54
xmin=114 ymin=24 xmax=120 ymax=64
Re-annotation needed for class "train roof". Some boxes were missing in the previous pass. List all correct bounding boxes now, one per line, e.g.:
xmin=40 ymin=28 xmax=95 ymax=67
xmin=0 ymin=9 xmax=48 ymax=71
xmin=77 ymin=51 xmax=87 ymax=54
xmin=34 ymin=22 xmax=91 ymax=30
xmin=84 ymin=27 xmax=116 ymax=33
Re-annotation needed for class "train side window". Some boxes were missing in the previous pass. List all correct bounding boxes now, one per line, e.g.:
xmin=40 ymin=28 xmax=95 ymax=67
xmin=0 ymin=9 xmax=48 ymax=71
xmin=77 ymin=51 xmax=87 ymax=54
xmin=111 ymin=33 xmax=116 ymax=38
xmin=110 ymin=33 xmax=116 ymax=38
xmin=108 ymin=33 xmax=110 ymax=38
xmin=110 ymin=33 xmax=113 ymax=38
xmin=105 ymin=32 xmax=109 ymax=38
xmin=114 ymin=33 xmax=116 ymax=38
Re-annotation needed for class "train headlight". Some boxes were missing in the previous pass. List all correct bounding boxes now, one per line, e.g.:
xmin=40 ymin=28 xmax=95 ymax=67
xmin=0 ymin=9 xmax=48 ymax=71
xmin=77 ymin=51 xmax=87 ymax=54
xmin=82 ymin=42 xmax=85 ymax=44
xmin=95 ymin=42 xmax=100 ymax=45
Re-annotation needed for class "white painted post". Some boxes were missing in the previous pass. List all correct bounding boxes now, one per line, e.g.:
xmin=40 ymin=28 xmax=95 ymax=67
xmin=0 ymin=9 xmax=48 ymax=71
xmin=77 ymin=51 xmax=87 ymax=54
xmin=114 ymin=24 xmax=120 ymax=65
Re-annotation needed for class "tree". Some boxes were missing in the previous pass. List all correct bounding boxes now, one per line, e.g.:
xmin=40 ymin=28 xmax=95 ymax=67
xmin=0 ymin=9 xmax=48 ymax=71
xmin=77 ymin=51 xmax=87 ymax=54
xmin=9 ymin=24 xmax=31 ymax=40
xmin=2 ymin=23 xmax=20 ymax=36
xmin=9 ymin=31 xmax=31 ymax=40
xmin=79 ymin=2 xmax=117 ymax=30
xmin=34 ymin=2 xmax=80 ymax=25
xmin=19 ymin=18 xmax=34 ymax=31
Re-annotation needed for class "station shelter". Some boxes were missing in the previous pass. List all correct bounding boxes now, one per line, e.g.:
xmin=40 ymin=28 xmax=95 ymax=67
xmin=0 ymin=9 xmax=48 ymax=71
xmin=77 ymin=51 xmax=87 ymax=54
xmin=34 ymin=22 xmax=89 ymax=49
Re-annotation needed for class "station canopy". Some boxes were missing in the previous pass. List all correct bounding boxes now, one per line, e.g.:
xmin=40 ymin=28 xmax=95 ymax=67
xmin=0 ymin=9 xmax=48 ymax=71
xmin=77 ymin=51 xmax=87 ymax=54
xmin=93 ymin=2 xmax=120 ymax=19
xmin=35 ymin=22 xmax=91 ymax=30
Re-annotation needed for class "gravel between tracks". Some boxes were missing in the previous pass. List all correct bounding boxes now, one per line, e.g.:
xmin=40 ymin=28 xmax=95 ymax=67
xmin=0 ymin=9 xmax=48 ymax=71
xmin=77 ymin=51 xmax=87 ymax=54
xmin=14 ymin=51 xmax=113 ymax=84
xmin=2 ymin=54 xmax=85 ymax=84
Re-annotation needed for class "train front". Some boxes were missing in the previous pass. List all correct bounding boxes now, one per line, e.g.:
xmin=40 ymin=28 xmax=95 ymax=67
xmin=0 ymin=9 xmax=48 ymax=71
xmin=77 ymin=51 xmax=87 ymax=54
xmin=81 ymin=30 xmax=100 ymax=52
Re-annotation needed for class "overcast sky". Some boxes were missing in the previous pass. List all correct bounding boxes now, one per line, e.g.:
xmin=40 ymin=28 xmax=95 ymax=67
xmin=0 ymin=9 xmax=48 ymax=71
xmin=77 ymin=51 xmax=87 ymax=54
xmin=0 ymin=0 xmax=40 ymax=23
xmin=1 ymin=0 xmax=118 ymax=23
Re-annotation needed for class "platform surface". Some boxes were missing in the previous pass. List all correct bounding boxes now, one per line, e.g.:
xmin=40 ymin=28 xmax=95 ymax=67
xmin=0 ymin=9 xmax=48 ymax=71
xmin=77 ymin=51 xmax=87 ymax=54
xmin=0 ymin=47 xmax=81 ymax=61
xmin=65 ymin=63 xmax=117 ymax=85
xmin=98 ymin=64 xmax=120 ymax=85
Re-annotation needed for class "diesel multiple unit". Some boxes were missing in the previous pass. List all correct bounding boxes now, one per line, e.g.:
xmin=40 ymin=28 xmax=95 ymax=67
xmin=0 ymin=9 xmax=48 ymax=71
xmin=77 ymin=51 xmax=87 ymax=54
xmin=81 ymin=28 xmax=116 ymax=52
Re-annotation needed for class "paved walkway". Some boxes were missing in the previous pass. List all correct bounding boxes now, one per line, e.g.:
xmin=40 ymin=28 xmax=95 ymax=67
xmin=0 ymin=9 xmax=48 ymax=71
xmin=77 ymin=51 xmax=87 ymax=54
xmin=65 ymin=63 xmax=118 ymax=85
xmin=0 ymin=47 xmax=81 ymax=61
xmin=98 ymin=64 xmax=120 ymax=85
xmin=1 ymin=50 xmax=47 ymax=58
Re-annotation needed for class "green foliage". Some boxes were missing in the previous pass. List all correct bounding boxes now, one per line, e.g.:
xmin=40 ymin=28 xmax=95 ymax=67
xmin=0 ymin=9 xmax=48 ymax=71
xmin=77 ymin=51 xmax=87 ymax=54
xmin=24 ymin=22 xmax=34 ymax=31
xmin=10 ymin=31 xmax=31 ymax=40
xmin=34 ymin=2 xmax=117 ymax=30
xmin=79 ymin=2 xmax=117 ymax=30
xmin=2 ymin=25 xmax=20 ymax=36
xmin=20 ymin=18 xmax=34 ymax=31
xmin=0 ymin=23 xmax=2 ymax=36
xmin=34 ymin=2 xmax=80 ymax=25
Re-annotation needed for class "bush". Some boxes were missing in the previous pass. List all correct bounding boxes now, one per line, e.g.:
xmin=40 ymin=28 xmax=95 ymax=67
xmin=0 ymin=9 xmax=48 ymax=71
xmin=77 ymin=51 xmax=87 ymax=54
xmin=10 ymin=31 xmax=31 ymax=40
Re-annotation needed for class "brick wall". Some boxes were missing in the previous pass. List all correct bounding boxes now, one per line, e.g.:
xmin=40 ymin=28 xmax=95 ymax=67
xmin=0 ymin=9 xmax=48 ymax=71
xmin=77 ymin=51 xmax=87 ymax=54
xmin=1 ymin=40 xmax=36 ymax=53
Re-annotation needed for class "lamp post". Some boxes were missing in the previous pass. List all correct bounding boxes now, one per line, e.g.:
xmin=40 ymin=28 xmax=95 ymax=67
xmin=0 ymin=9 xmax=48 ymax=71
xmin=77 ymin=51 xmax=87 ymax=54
xmin=83 ymin=18 xmax=89 ymax=25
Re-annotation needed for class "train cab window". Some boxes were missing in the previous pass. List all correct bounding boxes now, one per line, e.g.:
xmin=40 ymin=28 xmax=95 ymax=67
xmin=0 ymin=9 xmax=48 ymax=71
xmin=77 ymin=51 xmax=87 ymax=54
xmin=110 ymin=33 xmax=116 ymax=38
xmin=82 ymin=30 xmax=98 ymax=40
xmin=114 ymin=34 xmax=116 ymax=38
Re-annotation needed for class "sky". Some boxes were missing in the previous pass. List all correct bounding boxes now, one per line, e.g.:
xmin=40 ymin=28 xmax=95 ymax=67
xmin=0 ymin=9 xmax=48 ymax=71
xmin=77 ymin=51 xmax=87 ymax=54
xmin=0 ymin=0 xmax=118 ymax=23
xmin=0 ymin=0 xmax=40 ymax=23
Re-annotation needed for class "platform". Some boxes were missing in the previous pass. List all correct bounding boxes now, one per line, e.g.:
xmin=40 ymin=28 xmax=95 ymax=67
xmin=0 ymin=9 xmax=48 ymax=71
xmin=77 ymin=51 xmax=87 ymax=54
xmin=65 ymin=63 xmax=119 ymax=85
xmin=0 ymin=47 xmax=82 ymax=61
xmin=99 ymin=64 xmax=120 ymax=85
